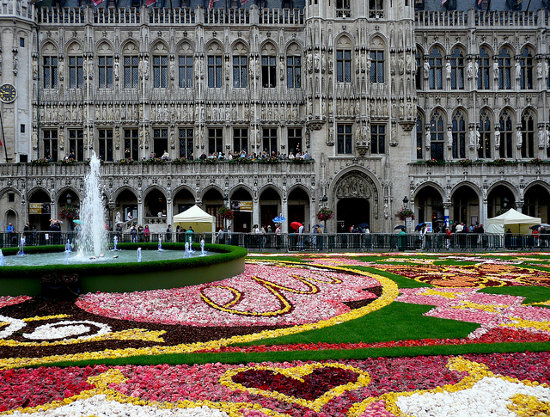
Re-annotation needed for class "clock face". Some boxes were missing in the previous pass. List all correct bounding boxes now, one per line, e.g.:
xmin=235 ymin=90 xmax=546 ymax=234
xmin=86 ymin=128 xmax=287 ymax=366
xmin=0 ymin=84 xmax=16 ymax=104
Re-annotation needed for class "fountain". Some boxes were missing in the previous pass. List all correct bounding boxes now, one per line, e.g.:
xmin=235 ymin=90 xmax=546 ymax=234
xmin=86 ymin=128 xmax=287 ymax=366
xmin=17 ymin=236 xmax=25 ymax=256
xmin=113 ymin=235 xmax=118 ymax=251
xmin=0 ymin=152 xmax=246 ymax=296
xmin=200 ymin=239 xmax=206 ymax=256
xmin=76 ymin=152 xmax=107 ymax=257
xmin=0 ymin=249 xmax=4 ymax=266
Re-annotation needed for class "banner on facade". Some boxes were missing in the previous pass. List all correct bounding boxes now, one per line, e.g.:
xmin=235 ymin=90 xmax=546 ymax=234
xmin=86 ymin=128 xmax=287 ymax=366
xmin=231 ymin=200 xmax=253 ymax=212
xmin=29 ymin=203 xmax=42 ymax=214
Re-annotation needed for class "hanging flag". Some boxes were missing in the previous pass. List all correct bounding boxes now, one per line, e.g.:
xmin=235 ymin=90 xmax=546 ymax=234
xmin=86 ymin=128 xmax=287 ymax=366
xmin=146 ymin=0 xmax=156 ymax=6
xmin=92 ymin=0 xmax=104 ymax=5
xmin=208 ymin=0 xmax=219 ymax=10
xmin=440 ymin=0 xmax=447 ymax=4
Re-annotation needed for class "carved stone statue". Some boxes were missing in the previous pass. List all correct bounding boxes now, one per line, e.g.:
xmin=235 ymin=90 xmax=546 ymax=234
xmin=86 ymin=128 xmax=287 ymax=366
xmin=468 ymin=126 xmax=476 ymax=147
xmin=423 ymin=60 xmax=430 ymax=79
xmin=493 ymin=61 xmax=499 ymax=80
xmin=538 ymin=126 xmax=547 ymax=149
xmin=445 ymin=62 xmax=451 ymax=80
xmin=466 ymin=61 xmax=474 ymax=79
xmin=516 ymin=128 xmax=523 ymax=148
xmin=475 ymin=127 xmax=481 ymax=149
xmin=425 ymin=129 xmax=431 ymax=149
xmin=114 ymin=58 xmax=119 ymax=81
xmin=494 ymin=128 xmax=500 ymax=149
xmin=446 ymin=127 xmax=453 ymax=148
xmin=514 ymin=61 xmax=521 ymax=80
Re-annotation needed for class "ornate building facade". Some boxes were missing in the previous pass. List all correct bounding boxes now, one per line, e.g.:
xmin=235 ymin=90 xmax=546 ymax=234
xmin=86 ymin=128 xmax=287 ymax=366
xmin=0 ymin=0 xmax=549 ymax=234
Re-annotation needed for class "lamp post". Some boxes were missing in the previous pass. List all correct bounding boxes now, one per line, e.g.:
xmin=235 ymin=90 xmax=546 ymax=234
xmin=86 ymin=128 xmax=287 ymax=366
xmin=321 ymin=194 xmax=328 ymax=231
xmin=402 ymin=196 xmax=408 ymax=208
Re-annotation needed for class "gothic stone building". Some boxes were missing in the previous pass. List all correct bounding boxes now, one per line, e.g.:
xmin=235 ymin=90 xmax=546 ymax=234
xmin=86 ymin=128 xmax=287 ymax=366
xmin=0 ymin=0 xmax=549 ymax=234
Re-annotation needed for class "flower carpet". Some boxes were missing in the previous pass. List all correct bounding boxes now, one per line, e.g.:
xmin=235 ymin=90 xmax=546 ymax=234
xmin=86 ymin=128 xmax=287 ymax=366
xmin=1 ymin=253 xmax=550 ymax=416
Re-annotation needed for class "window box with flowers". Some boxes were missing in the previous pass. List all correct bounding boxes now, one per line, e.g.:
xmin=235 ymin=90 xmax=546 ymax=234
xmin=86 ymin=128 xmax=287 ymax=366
xmin=317 ymin=207 xmax=334 ymax=222
xmin=217 ymin=206 xmax=234 ymax=220
xmin=396 ymin=208 xmax=414 ymax=221
xmin=59 ymin=207 xmax=79 ymax=221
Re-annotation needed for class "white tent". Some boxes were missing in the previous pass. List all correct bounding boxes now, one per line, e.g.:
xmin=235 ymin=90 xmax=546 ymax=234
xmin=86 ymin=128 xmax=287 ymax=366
xmin=173 ymin=205 xmax=216 ymax=234
xmin=485 ymin=208 xmax=541 ymax=234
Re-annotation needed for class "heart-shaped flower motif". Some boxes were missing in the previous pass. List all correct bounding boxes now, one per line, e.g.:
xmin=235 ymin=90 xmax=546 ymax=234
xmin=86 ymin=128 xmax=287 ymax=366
xmin=220 ymin=363 xmax=370 ymax=412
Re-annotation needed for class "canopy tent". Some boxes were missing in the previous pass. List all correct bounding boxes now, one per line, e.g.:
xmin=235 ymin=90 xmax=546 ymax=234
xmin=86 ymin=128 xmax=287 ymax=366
xmin=485 ymin=208 xmax=541 ymax=235
xmin=172 ymin=205 xmax=215 ymax=234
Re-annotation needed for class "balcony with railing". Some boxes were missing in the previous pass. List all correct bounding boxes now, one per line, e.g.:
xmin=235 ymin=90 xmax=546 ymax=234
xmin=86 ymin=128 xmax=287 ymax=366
xmin=415 ymin=9 xmax=547 ymax=28
xmin=409 ymin=159 xmax=550 ymax=178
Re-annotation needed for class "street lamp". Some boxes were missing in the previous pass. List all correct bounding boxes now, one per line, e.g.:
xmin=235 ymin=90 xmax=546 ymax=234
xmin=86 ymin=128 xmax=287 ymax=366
xmin=403 ymin=196 xmax=409 ymax=207
xmin=66 ymin=192 xmax=72 ymax=207
xmin=321 ymin=195 xmax=328 ymax=207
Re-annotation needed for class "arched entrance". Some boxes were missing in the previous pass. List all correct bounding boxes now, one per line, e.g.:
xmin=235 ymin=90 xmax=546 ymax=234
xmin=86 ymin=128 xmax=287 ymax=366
xmin=524 ymin=184 xmax=550 ymax=222
xmin=451 ymin=184 xmax=479 ymax=226
xmin=114 ymin=189 xmax=138 ymax=225
xmin=230 ymin=187 xmax=253 ymax=233
xmin=487 ymin=185 xmax=516 ymax=218
xmin=334 ymin=171 xmax=376 ymax=233
xmin=57 ymin=189 xmax=81 ymax=232
xmin=28 ymin=189 xmax=52 ymax=231
xmin=173 ymin=188 xmax=195 ymax=216
xmin=202 ymin=188 xmax=224 ymax=230
xmin=414 ymin=186 xmax=444 ymax=231
xmin=259 ymin=187 xmax=281 ymax=230
xmin=288 ymin=187 xmax=310 ymax=231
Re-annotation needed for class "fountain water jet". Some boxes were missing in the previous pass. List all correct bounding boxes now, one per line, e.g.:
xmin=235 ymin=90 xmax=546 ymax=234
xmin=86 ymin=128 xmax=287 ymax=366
xmin=76 ymin=152 xmax=107 ymax=257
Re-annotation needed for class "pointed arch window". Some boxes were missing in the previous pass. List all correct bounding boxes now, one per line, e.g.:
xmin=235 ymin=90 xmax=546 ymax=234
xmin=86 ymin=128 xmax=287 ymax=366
xmin=477 ymin=47 xmax=490 ymax=90
xmin=428 ymin=48 xmax=443 ymax=90
xmin=521 ymin=110 xmax=536 ymax=158
xmin=415 ymin=50 xmax=422 ymax=90
xmin=430 ymin=109 xmax=445 ymax=161
xmin=452 ymin=110 xmax=466 ymax=159
xmin=499 ymin=109 xmax=514 ymax=158
xmin=518 ymin=47 xmax=534 ymax=89
xmin=478 ymin=109 xmax=492 ymax=159
xmin=449 ymin=48 xmax=464 ymax=90
xmin=497 ymin=47 xmax=512 ymax=90
xmin=416 ymin=113 xmax=424 ymax=160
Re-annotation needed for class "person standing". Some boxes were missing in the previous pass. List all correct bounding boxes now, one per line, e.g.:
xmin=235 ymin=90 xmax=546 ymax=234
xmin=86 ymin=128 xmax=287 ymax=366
xmin=166 ymin=224 xmax=173 ymax=242
xmin=144 ymin=225 xmax=150 ymax=242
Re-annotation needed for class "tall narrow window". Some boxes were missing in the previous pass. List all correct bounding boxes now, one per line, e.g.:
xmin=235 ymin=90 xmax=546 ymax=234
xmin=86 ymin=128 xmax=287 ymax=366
xmin=478 ymin=109 xmax=492 ymax=159
xmin=478 ymin=47 xmax=490 ymax=90
xmin=124 ymin=56 xmax=139 ymax=88
xmin=208 ymin=128 xmax=223 ymax=154
xmin=178 ymin=55 xmax=193 ymax=88
xmin=179 ymin=128 xmax=194 ymax=159
xmin=68 ymin=129 xmax=84 ymax=161
xmin=370 ymin=50 xmax=384 ymax=83
xmin=370 ymin=124 xmax=386 ymax=154
xmin=498 ymin=47 xmax=512 ymax=90
xmin=336 ymin=49 xmax=352 ymax=83
xmin=336 ymin=0 xmax=350 ymax=17
xmin=262 ymin=128 xmax=277 ymax=154
xmin=98 ymin=129 xmax=113 ymax=161
xmin=98 ymin=56 xmax=113 ymax=88
xmin=428 ymin=48 xmax=443 ymax=90
xmin=233 ymin=128 xmax=248 ymax=153
xmin=452 ymin=111 xmax=466 ymax=159
xmin=430 ymin=110 xmax=445 ymax=160
xmin=261 ymin=55 xmax=277 ymax=88
xmin=337 ymin=124 xmax=353 ymax=154
xmin=153 ymin=128 xmax=168 ymax=158
xmin=416 ymin=114 xmax=424 ymax=159
xmin=286 ymin=56 xmax=301 ymax=88
xmin=547 ymin=58 xmax=550 ymax=89
xmin=43 ymin=129 xmax=58 ymax=160
xmin=207 ymin=55 xmax=222 ymax=88
xmin=153 ymin=55 xmax=168 ymax=88
xmin=287 ymin=127 xmax=302 ymax=154
xmin=449 ymin=48 xmax=464 ymax=90
xmin=43 ymin=56 xmax=58 ymax=89
xmin=519 ymin=47 xmax=534 ymax=90
xmin=415 ymin=51 xmax=422 ymax=90
xmin=521 ymin=110 xmax=536 ymax=158
xmin=124 ymin=128 xmax=139 ymax=160
xmin=233 ymin=56 xmax=247 ymax=88
xmin=68 ymin=56 xmax=83 ymax=88
xmin=499 ymin=109 xmax=514 ymax=158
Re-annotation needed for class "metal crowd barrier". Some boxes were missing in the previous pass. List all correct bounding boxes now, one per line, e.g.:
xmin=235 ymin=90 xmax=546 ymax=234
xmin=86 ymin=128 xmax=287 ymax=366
xmin=1 ymin=231 xmax=549 ymax=252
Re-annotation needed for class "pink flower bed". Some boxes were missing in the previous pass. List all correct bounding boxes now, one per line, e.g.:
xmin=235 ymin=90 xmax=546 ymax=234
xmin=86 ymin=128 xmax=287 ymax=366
xmin=76 ymin=264 xmax=381 ymax=326
xmin=397 ymin=288 xmax=550 ymax=338
xmin=0 ymin=296 xmax=31 ymax=309
xmin=2 ymin=353 xmax=550 ymax=415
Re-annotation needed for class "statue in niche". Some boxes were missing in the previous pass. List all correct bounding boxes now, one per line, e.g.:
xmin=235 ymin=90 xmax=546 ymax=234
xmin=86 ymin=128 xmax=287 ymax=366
xmin=514 ymin=61 xmax=521 ymax=80
xmin=468 ymin=126 xmax=476 ymax=147
xmin=446 ymin=127 xmax=453 ymax=148
xmin=493 ymin=61 xmax=499 ymax=80
xmin=516 ymin=128 xmax=523 ymax=148
xmin=114 ymin=58 xmax=119 ymax=81
xmin=538 ymin=126 xmax=547 ymax=149
xmin=445 ymin=62 xmax=451 ymax=80
xmin=494 ymin=128 xmax=500 ymax=149
xmin=423 ymin=61 xmax=430 ymax=79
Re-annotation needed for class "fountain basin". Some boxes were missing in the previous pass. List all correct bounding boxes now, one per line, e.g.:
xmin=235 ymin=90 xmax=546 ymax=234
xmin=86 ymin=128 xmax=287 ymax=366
xmin=0 ymin=243 xmax=246 ymax=296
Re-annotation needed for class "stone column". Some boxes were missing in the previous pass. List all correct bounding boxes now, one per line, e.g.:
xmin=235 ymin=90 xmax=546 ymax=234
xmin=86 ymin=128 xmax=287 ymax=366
xmin=252 ymin=198 xmax=260 ymax=229
xmin=480 ymin=198 xmax=488 ymax=226
xmin=281 ymin=199 xmax=289 ymax=234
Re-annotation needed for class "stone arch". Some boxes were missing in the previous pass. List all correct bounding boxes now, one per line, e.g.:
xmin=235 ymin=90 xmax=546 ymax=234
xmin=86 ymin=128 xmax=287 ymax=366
xmin=143 ymin=186 xmax=168 ymax=218
xmin=200 ymin=185 xmax=225 ymax=201
xmin=41 ymin=41 xmax=58 ymax=54
xmin=151 ymin=40 xmax=169 ymax=54
xmin=497 ymin=43 xmax=515 ymax=56
xmin=257 ymin=184 xmax=283 ymax=200
xmin=172 ymin=186 xmax=196 ymax=220
xmin=96 ymin=40 xmax=113 ymax=54
xmin=259 ymin=186 xmax=282 ymax=231
xmin=413 ymin=181 xmax=446 ymax=200
xmin=285 ymin=41 xmax=303 ymax=55
xmin=524 ymin=181 xmax=550 ymax=222
xmin=0 ymin=187 xmax=22 ymax=200
xmin=428 ymin=42 xmax=445 ymax=55
xmin=113 ymin=187 xmax=138 ymax=224
xmin=450 ymin=182 xmax=481 ymax=225
xmin=449 ymin=42 xmax=467 ymax=54
xmin=369 ymin=34 xmax=387 ymax=48
xmin=206 ymin=40 xmax=224 ymax=54
xmin=260 ymin=40 xmax=278 ymax=55
xmin=122 ymin=40 xmax=139 ymax=55
xmin=413 ymin=183 xmax=445 ymax=228
xmin=172 ymin=185 xmax=197 ymax=200
xmin=479 ymin=43 xmax=494 ymax=57
xmin=27 ymin=187 xmax=53 ymax=231
xmin=176 ymin=40 xmax=194 ymax=55
xmin=335 ymin=33 xmax=353 ymax=48
xmin=487 ymin=182 xmax=518 ymax=218
xmin=330 ymin=168 xmax=381 ymax=233
xmin=231 ymin=40 xmax=249 ymax=54
xmin=66 ymin=40 xmax=83 ymax=55
xmin=288 ymin=185 xmax=311 ymax=232
xmin=229 ymin=186 xmax=254 ymax=233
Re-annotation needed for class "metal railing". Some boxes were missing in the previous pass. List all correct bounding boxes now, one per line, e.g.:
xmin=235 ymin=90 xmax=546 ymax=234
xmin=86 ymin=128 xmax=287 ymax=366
xmin=1 ymin=232 xmax=549 ymax=253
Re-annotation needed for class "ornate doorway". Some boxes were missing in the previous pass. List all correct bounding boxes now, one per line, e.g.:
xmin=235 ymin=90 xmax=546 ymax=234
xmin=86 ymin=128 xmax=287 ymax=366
xmin=334 ymin=171 xmax=378 ymax=232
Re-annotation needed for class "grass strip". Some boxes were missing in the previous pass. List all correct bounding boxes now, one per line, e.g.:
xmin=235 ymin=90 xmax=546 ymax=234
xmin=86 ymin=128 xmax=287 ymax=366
xmin=36 ymin=341 xmax=550 ymax=368
xmin=480 ymin=286 xmax=550 ymax=304
xmin=237 ymin=303 xmax=477 ymax=347
xmin=352 ymin=266 xmax=429 ymax=288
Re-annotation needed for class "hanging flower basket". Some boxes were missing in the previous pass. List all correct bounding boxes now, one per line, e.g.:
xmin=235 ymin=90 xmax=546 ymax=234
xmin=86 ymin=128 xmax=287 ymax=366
xmin=59 ymin=206 xmax=79 ymax=221
xmin=396 ymin=208 xmax=414 ymax=221
xmin=317 ymin=207 xmax=334 ymax=221
xmin=217 ymin=206 xmax=234 ymax=220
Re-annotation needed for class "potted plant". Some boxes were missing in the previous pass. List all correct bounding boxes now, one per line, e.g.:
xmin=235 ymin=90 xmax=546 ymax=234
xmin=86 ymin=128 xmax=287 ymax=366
xmin=396 ymin=208 xmax=414 ymax=221
xmin=317 ymin=207 xmax=334 ymax=222
xmin=217 ymin=206 xmax=234 ymax=220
